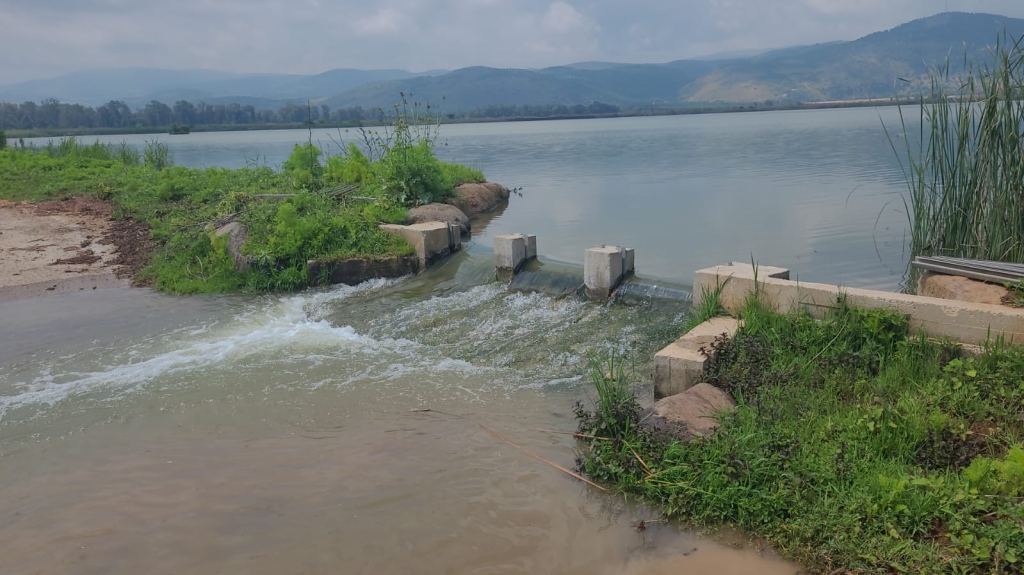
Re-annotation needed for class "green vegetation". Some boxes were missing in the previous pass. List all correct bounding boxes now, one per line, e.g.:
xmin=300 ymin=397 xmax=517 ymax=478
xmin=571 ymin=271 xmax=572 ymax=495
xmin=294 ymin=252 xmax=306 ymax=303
xmin=577 ymin=295 xmax=1024 ymax=573
xmin=0 ymin=128 xmax=6 ymax=150
xmin=0 ymin=111 xmax=484 ymax=294
xmin=682 ymin=276 xmax=729 ymax=333
xmin=892 ymin=35 xmax=1024 ymax=269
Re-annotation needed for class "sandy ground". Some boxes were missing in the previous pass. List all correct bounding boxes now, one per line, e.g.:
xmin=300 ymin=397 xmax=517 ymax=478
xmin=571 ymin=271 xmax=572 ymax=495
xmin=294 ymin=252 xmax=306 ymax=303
xmin=0 ymin=198 xmax=137 ymax=302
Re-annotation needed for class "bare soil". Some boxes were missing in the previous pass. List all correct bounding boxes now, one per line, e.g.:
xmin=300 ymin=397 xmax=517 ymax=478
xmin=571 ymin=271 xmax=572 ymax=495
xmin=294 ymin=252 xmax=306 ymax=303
xmin=0 ymin=197 xmax=153 ymax=301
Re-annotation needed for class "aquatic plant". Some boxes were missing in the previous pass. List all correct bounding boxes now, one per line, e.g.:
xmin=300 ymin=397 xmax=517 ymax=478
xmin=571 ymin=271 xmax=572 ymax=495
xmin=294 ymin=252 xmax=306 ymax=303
xmin=890 ymin=34 xmax=1024 ymax=273
xmin=577 ymin=297 xmax=1024 ymax=573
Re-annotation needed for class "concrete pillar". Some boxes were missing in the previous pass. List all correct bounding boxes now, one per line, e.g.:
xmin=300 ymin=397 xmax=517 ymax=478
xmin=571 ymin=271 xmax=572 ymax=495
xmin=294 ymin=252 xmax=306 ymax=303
xmin=584 ymin=245 xmax=635 ymax=300
xmin=495 ymin=233 xmax=537 ymax=281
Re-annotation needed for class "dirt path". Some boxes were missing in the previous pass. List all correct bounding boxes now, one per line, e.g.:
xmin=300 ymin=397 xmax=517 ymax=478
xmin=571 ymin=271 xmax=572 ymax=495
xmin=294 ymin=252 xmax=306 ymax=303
xmin=0 ymin=197 xmax=151 ymax=302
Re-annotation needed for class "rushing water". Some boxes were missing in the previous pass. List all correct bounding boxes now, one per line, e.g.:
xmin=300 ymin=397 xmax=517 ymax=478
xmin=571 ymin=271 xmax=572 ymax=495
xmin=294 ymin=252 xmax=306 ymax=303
xmin=4 ymin=108 xmax=913 ymax=573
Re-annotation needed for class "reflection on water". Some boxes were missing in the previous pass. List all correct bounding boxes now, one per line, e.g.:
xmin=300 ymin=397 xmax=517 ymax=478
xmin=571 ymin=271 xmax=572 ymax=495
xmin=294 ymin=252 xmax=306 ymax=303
xmin=29 ymin=107 xmax=916 ymax=289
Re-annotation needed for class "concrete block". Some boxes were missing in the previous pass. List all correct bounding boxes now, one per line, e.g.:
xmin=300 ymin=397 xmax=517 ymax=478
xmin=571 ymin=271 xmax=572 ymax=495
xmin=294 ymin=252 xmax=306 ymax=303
xmin=654 ymin=342 xmax=708 ymax=399
xmin=654 ymin=316 xmax=742 ymax=398
xmin=525 ymin=235 xmax=537 ymax=260
xmin=495 ymin=234 xmax=527 ymax=271
xmin=380 ymin=222 xmax=459 ymax=268
xmin=584 ymin=246 xmax=623 ymax=300
xmin=693 ymin=262 xmax=1024 ymax=346
xmin=623 ymin=248 xmax=635 ymax=276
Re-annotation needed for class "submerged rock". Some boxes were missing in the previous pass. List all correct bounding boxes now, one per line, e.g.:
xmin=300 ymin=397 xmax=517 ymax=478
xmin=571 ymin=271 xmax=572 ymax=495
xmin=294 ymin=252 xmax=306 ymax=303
xmin=448 ymin=183 xmax=510 ymax=218
xmin=642 ymin=383 xmax=736 ymax=440
xmin=407 ymin=203 xmax=471 ymax=236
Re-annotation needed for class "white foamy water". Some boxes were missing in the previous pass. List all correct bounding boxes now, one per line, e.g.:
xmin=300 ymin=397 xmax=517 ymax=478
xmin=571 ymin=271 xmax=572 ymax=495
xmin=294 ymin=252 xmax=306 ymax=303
xmin=0 ymin=280 xmax=401 ymax=420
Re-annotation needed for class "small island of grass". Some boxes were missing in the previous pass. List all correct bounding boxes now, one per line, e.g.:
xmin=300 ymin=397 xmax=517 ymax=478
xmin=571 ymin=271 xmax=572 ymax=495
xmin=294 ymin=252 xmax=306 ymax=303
xmin=0 ymin=111 xmax=490 ymax=295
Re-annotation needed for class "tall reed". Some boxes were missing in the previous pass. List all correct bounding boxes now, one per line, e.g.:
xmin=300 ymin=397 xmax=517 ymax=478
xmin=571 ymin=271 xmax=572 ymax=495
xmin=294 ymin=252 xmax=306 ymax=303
xmin=890 ymin=34 xmax=1024 ymax=266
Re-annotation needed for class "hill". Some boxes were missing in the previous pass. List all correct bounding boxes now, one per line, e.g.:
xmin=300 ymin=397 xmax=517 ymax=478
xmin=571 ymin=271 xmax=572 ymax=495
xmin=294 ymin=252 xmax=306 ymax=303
xmin=3 ymin=12 xmax=1024 ymax=114
xmin=682 ymin=12 xmax=1024 ymax=102
xmin=324 ymin=11 xmax=1024 ymax=110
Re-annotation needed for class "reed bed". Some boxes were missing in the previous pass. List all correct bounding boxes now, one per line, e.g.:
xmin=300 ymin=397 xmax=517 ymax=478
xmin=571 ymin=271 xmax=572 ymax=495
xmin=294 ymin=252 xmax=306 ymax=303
xmin=891 ymin=35 xmax=1024 ymax=267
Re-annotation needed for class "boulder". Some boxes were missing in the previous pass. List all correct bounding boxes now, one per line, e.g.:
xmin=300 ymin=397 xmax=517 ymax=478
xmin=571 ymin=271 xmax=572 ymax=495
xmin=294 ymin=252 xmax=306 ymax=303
xmin=213 ymin=221 xmax=249 ymax=272
xmin=642 ymin=383 xmax=736 ymax=440
xmin=407 ymin=203 xmax=471 ymax=236
xmin=918 ymin=271 xmax=1010 ymax=306
xmin=448 ymin=182 xmax=510 ymax=218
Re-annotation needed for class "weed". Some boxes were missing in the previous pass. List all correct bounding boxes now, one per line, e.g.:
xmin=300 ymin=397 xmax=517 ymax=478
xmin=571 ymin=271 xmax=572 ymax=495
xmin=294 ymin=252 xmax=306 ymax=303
xmin=682 ymin=276 xmax=730 ymax=332
xmin=577 ymin=297 xmax=1024 ymax=573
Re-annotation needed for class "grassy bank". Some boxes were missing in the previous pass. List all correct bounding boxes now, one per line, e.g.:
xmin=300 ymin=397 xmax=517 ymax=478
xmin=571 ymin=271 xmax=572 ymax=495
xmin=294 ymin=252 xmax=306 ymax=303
xmin=0 ymin=116 xmax=484 ymax=294
xmin=577 ymin=295 xmax=1024 ymax=573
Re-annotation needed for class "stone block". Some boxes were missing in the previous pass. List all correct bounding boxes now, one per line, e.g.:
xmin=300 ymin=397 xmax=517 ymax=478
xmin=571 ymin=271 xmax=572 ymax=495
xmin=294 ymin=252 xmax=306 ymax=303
xmin=653 ymin=342 xmax=708 ymax=399
xmin=584 ymin=246 xmax=628 ymax=300
xmin=653 ymin=316 xmax=742 ymax=398
xmin=495 ymin=234 xmax=527 ymax=271
xmin=380 ymin=222 xmax=459 ymax=267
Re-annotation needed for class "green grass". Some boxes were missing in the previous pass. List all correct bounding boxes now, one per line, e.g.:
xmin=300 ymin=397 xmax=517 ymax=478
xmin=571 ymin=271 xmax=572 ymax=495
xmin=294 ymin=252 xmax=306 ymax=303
xmin=577 ymin=295 xmax=1024 ymax=573
xmin=889 ymin=34 xmax=1024 ymax=274
xmin=682 ymin=276 xmax=730 ymax=333
xmin=0 ymin=126 xmax=480 ymax=294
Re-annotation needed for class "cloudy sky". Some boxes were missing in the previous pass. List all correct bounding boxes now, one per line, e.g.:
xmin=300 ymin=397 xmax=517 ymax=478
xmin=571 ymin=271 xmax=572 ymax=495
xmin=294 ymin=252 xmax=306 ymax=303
xmin=3 ymin=0 xmax=1024 ymax=83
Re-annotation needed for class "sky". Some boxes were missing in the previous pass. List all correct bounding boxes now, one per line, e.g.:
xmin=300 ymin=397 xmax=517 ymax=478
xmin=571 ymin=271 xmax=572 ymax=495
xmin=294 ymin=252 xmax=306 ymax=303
xmin=3 ymin=0 xmax=1024 ymax=83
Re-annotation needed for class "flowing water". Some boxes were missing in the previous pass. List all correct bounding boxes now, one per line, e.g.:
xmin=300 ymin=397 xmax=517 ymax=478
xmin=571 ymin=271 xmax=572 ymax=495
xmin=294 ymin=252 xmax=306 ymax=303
xmin=4 ymin=108 xmax=915 ymax=573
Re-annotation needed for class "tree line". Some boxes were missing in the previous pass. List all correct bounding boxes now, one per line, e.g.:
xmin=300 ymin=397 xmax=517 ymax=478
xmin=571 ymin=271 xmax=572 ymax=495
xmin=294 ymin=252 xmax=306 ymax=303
xmin=0 ymin=99 xmax=622 ymax=131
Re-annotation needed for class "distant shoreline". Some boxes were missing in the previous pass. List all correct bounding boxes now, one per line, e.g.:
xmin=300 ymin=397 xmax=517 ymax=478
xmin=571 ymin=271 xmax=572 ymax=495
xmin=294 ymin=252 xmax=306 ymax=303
xmin=6 ymin=98 xmax=903 ymax=139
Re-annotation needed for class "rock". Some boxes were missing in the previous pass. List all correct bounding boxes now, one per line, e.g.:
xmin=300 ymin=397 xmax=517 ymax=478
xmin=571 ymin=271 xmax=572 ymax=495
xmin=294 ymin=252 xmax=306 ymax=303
xmin=213 ymin=221 xmax=249 ymax=272
xmin=918 ymin=271 xmax=1010 ymax=306
xmin=407 ymin=203 xmax=471 ymax=236
xmin=448 ymin=183 xmax=510 ymax=218
xmin=643 ymin=383 xmax=736 ymax=440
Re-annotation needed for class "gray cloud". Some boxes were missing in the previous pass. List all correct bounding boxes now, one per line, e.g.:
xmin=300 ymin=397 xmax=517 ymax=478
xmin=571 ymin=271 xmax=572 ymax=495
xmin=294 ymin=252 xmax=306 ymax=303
xmin=3 ymin=0 xmax=1024 ymax=83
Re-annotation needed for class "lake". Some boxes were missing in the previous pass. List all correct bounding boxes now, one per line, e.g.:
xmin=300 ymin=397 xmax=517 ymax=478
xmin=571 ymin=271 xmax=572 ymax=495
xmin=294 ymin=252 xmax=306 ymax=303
xmin=3 ymin=108 xmax=913 ymax=574
xmin=30 ymin=106 xmax=915 ymax=289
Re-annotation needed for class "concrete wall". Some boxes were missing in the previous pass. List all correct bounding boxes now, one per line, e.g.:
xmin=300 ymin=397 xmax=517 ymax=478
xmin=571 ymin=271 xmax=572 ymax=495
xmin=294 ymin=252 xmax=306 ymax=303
xmin=694 ymin=262 xmax=1024 ymax=345
xmin=380 ymin=222 xmax=461 ymax=268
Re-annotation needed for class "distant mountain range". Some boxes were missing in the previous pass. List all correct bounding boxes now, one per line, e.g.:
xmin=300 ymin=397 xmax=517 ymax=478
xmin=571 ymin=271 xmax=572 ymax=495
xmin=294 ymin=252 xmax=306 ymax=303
xmin=2 ymin=12 xmax=1023 ymax=112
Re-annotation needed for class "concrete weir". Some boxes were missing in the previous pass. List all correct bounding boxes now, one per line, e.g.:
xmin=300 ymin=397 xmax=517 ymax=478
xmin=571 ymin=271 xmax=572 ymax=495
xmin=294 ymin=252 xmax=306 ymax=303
xmin=308 ymin=221 xmax=462 ymax=286
xmin=494 ymin=234 xmax=537 ymax=281
xmin=380 ymin=222 xmax=462 ymax=268
xmin=584 ymin=246 xmax=635 ymax=301
xmin=654 ymin=260 xmax=1024 ymax=399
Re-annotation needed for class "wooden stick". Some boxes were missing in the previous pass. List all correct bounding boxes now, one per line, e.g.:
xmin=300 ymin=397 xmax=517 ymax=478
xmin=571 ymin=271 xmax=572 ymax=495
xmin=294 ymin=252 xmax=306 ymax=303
xmin=628 ymin=445 xmax=653 ymax=477
xmin=536 ymin=429 xmax=613 ymax=441
xmin=480 ymin=425 xmax=608 ymax=492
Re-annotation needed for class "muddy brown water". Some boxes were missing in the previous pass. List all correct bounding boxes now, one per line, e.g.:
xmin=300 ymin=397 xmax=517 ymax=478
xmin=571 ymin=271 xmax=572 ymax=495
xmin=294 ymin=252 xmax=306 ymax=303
xmin=0 ymin=249 xmax=799 ymax=575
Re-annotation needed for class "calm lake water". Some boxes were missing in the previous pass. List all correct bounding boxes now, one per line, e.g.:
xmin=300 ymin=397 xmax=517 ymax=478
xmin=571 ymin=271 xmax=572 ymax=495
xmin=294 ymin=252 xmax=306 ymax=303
xmin=32 ymin=106 xmax=915 ymax=289
xmin=3 ymin=108 xmax=912 ymax=574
